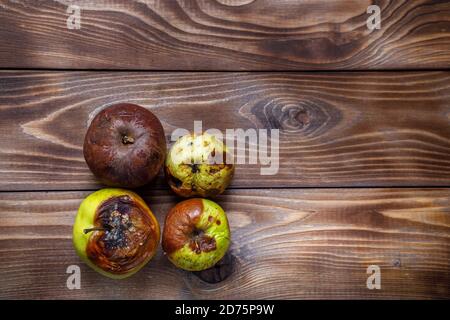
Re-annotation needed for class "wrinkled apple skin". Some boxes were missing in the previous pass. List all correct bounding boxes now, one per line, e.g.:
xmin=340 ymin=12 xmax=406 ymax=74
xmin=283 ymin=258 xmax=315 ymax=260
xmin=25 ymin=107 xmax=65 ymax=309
xmin=83 ymin=103 xmax=166 ymax=188
xmin=165 ymin=133 xmax=234 ymax=197
xmin=73 ymin=188 xmax=160 ymax=279
xmin=162 ymin=198 xmax=230 ymax=271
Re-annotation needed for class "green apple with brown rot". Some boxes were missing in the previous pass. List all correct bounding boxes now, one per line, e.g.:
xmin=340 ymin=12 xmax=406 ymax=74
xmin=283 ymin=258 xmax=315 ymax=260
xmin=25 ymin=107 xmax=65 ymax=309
xmin=165 ymin=133 xmax=234 ymax=197
xmin=162 ymin=198 xmax=231 ymax=271
xmin=73 ymin=188 xmax=160 ymax=279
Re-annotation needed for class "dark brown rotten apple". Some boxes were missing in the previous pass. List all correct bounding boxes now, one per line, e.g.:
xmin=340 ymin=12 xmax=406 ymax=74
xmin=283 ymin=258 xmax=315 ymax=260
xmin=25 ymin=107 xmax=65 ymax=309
xmin=84 ymin=103 xmax=166 ymax=188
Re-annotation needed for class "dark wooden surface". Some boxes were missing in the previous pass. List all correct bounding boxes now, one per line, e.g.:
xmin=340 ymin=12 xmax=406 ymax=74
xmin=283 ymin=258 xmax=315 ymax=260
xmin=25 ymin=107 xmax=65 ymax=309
xmin=1 ymin=71 xmax=450 ymax=191
xmin=0 ymin=0 xmax=450 ymax=70
xmin=1 ymin=188 xmax=449 ymax=299
xmin=0 ymin=0 xmax=449 ymax=300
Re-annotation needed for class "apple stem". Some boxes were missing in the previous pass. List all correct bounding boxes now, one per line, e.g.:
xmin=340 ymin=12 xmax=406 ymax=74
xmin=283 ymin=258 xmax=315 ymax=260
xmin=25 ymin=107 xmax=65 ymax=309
xmin=122 ymin=135 xmax=135 ymax=144
xmin=83 ymin=227 xmax=106 ymax=234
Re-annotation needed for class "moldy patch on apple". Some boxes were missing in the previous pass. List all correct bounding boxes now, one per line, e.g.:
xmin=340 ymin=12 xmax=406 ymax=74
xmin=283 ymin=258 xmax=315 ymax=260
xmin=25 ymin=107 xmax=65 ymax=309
xmin=85 ymin=195 xmax=158 ymax=275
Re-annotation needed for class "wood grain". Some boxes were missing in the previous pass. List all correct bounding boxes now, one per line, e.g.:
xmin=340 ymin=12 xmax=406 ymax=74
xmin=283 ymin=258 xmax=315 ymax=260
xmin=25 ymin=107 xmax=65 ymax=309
xmin=0 ymin=188 xmax=448 ymax=299
xmin=0 ymin=0 xmax=450 ymax=70
xmin=1 ymin=71 xmax=450 ymax=190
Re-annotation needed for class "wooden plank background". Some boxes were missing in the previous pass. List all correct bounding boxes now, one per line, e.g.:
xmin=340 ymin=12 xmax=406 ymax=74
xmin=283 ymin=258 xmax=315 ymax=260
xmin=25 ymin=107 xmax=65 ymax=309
xmin=0 ymin=0 xmax=449 ymax=70
xmin=1 ymin=71 xmax=450 ymax=191
xmin=1 ymin=188 xmax=449 ymax=299
xmin=0 ymin=0 xmax=449 ymax=300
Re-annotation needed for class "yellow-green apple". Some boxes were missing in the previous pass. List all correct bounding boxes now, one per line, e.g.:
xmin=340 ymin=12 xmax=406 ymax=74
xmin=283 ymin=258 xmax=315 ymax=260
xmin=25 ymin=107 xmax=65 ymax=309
xmin=73 ymin=188 xmax=160 ymax=279
xmin=165 ymin=133 xmax=234 ymax=197
xmin=162 ymin=198 xmax=230 ymax=271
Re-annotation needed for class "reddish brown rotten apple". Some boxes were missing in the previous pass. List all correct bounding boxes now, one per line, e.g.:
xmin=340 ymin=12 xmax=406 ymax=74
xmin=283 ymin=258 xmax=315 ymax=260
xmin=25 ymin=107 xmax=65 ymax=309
xmin=83 ymin=103 xmax=166 ymax=188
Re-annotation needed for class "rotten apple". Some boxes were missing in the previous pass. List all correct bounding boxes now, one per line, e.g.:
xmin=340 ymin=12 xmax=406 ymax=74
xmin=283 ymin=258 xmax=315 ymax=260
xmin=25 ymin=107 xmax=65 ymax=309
xmin=162 ymin=198 xmax=231 ymax=271
xmin=73 ymin=188 xmax=160 ymax=279
xmin=83 ymin=103 xmax=166 ymax=188
xmin=165 ymin=133 xmax=234 ymax=197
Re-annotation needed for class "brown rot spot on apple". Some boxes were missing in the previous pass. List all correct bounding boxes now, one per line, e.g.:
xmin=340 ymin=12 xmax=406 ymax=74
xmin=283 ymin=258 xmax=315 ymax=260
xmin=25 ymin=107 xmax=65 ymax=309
xmin=193 ymin=252 xmax=234 ymax=284
xmin=189 ymin=229 xmax=216 ymax=254
xmin=162 ymin=199 xmax=204 ymax=255
xmin=216 ymin=220 xmax=221 ymax=225
xmin=162 ymin=199 xmax=218 ymax=256
xmin=85 ymin=195 xmax=157 ymax=275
